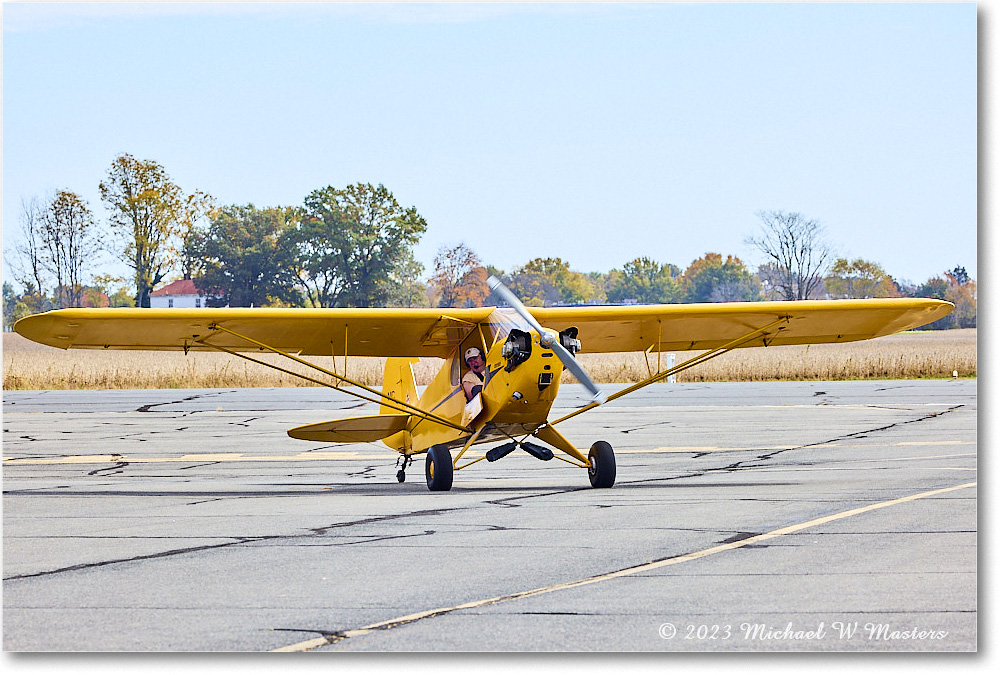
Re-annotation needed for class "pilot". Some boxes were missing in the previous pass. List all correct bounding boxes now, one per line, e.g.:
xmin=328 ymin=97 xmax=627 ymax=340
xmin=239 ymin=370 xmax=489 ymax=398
xmin=462 ymin=347 xmax=489 ymax=401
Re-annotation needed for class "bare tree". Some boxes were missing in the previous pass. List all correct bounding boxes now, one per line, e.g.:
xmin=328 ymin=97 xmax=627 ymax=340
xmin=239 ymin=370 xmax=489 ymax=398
xmin=43 ymin=191 xmax=101 ymax=307
xmin=8 ymin=197 xmax=48 ymax=300
xmin=746 ymin=210 xmax=832 ymax=300
xmin=7 ymin=192 xmax=100 ymax=309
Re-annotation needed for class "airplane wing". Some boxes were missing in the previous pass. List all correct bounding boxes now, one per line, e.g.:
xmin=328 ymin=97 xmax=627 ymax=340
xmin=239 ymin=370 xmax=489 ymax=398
xmin=529 ymin=298 xmax=953 ymax=353
xmin=13 ymin=298 xmax=952 ymax=358
xmin=13 ymin=307 xmax=495 ymax=358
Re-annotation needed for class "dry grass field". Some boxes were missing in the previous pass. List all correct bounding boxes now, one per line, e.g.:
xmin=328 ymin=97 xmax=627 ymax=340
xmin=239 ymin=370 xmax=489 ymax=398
xmin=2 ymin=328 xmax=976 ymax=390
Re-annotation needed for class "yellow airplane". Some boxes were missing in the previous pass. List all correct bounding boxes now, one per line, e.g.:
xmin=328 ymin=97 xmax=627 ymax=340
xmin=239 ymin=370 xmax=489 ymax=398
xmin=13 ymin=277 xmax=952 ymax=491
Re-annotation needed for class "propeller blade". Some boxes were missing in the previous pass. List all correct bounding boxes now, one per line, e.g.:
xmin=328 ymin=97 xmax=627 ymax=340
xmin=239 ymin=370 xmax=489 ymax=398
xmin=488 ymin=275 xmax=606 ymax=404
xmin=551 ymin=339 xmax=607 ymax=404
xmin=487 ymin=275 xmax=545 ymax=334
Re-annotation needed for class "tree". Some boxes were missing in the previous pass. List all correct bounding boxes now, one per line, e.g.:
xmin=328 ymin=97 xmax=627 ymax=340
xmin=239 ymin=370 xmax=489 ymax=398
xmin=8 ymin=197 xmax=48 ymax=303
xmin=911 ymin=267 xmax=977 ymax=329
xmin=948 ymin=265 xmax=970 ymax=286
xmin=3 ymin=282 xmax=22 ymax=331
xmin=512 ymin=257 xmax=595 ymax=305
xmin=100 ymin=153 xmax=211 ymax=307
xmin=40 ymin=190 xmax=101 ymax=307
xmin=606 ymin=257 xmax=683 ymax=304
xmin=429 ymin=244 xmax=488 ymax=308
xmin=944 ymin=267 xmax=976 ymax=328
xmin=296 ymin=183 xmax=427 ymax=307
xmin=823 ymin=258 xmax=898 ymax=299
xmin=387 ymin=250 xmax=429 ymax=308
xmin=92 ymin=274 xmax=136 ymax=308
xmin=746 ymin=210 xmax=832 ymax=300
xmin=505 ymin=270 xmax=561 ymax=306
xmin=187 ymin=204 xmax=302 ymax=307
xmin=682 ymin=253 xmax=762 ymax=303
xmin=8 ymin=192 xmax=100 ymax=309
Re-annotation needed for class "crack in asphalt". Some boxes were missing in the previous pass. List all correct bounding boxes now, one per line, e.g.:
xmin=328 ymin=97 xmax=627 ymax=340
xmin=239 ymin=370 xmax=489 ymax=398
xmin=622 ymin=404 xmax=966 ymax=486
xmin=135 ymin=391 xmax=235 ymax=413
xmin=3 ymin=510 xmax=453 ymax=581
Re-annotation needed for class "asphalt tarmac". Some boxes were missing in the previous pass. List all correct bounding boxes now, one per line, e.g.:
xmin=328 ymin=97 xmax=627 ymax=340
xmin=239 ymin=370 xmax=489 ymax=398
xmin=2 ymin=380 xmax=977 ymax=651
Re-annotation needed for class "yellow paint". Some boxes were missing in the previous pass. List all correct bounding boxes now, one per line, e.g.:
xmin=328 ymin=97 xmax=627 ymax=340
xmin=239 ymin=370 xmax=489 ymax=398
xmin=3 ymin=452 xmax=383 ymax=465
xmin=13 ymin=298 xmax=953 ymax=356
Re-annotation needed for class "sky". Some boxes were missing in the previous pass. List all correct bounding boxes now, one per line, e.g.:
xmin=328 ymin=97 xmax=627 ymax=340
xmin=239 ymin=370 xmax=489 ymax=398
xmin=1 ymin=1 xmax=980 ymax=291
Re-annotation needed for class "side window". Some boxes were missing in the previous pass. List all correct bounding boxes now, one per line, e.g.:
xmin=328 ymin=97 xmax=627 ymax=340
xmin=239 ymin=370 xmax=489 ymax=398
xmin=450 ymin=353 xmax=461 ymax=386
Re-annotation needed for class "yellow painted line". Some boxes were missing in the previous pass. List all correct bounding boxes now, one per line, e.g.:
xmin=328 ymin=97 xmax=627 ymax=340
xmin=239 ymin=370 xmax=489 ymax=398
xmin=4 ymin=442 xmax=976 ymax=466
xmin=179 ymin=453 xmax=246 ymax=461
xmin=273 ymin=481 xmax=977 ymax=652
xmin=898 ymin=441 xmax=968 ymax=446
xmin=621 ymin=441 xmax=974 ymax=455
xmin=2 ymin=453 xmax=387 ymax=465
xmin=751 ymin=466 xmax=977 ymax=473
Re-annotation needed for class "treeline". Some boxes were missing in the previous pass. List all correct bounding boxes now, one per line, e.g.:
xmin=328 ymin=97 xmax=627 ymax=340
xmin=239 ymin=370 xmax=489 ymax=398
xmin=3 ymin=154 xmax=976 ymax=331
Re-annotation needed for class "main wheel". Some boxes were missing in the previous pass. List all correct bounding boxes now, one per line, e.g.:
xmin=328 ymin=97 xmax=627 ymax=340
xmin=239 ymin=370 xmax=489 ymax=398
xmin=425 ymin=445 xmax=454 ymax=491
xmin=588 ymin=441 xmax=616 ymax=488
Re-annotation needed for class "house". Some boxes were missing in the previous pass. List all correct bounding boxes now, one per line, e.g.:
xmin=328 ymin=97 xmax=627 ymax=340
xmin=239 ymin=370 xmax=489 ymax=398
xmin=149 ymin=279 xmax=221 ymax=308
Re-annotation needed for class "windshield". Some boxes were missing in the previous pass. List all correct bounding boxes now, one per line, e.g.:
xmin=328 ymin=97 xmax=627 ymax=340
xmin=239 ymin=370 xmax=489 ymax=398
xmin=486 ymin=308 xmax=533 ymax=350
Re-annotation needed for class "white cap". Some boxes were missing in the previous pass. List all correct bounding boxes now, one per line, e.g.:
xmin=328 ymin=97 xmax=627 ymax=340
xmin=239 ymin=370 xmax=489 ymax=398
xmin=464 ymin=347 xmax=483 ymax=362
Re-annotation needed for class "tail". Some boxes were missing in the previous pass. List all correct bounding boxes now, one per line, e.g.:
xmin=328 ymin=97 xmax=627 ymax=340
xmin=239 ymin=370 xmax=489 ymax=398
xmin=381 ymin=357 xmax=419 ymax=451
xmin=381 ymin=357 xmax=419 ymax=414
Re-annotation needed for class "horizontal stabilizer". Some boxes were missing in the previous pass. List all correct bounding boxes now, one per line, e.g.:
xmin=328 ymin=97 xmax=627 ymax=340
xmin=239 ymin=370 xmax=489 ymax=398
xmin=287 ymin=414 xmax=410 ymax=443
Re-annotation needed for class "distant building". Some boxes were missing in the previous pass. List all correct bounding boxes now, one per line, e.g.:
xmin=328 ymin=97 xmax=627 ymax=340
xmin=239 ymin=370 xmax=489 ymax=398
xmin=149 ymin=279 xmax=222 ymax=308
xmin=82 ymin=290 xmax=111 ymax=308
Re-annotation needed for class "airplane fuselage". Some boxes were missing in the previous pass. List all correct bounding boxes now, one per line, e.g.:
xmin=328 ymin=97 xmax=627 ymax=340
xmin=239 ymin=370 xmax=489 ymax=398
xmin=396 ymin=328 xmax=566 ymax=454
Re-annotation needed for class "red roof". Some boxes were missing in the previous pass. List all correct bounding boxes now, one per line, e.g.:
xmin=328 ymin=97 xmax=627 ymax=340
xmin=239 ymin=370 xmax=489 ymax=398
xmin=151 ymin=279 xmax=200 ymax=296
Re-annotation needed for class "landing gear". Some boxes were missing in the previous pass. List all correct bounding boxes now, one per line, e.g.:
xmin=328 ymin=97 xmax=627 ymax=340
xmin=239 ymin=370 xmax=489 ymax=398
xmin=396 ymin=454 xmax=413 ymax=483
xmin=588 ymin=441 xmax=616 ymax=488
xmin=425 ymin=444 xmax=454 ymax=492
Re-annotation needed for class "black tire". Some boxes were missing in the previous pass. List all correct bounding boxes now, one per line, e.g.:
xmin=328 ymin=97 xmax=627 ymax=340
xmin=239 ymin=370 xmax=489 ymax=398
xmin=425 ymin=445 xmax=454 ymax=491
xmin=588 ymin=441 xmax=616 ymax=488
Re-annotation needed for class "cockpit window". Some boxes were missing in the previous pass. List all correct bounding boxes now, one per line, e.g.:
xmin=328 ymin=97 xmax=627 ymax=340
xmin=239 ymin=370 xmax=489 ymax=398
xmin=487 ymin=308 xmax=532 ymax=347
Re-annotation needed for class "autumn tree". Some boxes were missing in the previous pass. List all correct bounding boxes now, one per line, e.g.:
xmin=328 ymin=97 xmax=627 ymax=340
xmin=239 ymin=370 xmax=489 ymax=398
xmin=910 ymin=266 xmax=976 ymax=329
xmin=606 ymin=257 xmax=683 ymax=304
xmin=430 ymin=243 xmax=488 ymax=308
xmin=682 ymin=253 xmax=762 ymax=302
xmin=92 ymin=274 xmax=137 ymax=308
xmin=187 ymin=204 xmax=302 ymax=307
xmin=497 ymin=258 xmax=596 ymax=306
xmin=296 ymin=183 xmax=427 ymax=307
xmin=504 ymin=270 xmax=561 ymax=307
xmin=746 ymin=210 xmax=832 ymax=300
xmin=100 ymin=153 xmax=212 ymax=307
xmin=944 ymin=267 xmax=977 ymax=328
xmin=823 ymin=258 xmax=898 ymax=299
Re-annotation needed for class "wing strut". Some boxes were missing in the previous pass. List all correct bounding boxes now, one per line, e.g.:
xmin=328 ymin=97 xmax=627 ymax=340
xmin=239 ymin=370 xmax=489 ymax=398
xmin=197 ymin=323 xmax=470 ymax=434
xmin=547 ymin=316 xmax=791 ymax=427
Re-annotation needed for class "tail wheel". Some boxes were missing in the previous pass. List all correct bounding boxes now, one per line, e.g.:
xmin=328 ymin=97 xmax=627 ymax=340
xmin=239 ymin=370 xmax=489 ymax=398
xmin=425 ymin=445 xmax=454 ymax=491
xmin=588 ymin=441 xmax=616 ymax=488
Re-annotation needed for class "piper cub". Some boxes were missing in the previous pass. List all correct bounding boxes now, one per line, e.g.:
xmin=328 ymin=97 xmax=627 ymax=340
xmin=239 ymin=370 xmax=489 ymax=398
xmin=14 ymin=277 xmax=952 ymax=491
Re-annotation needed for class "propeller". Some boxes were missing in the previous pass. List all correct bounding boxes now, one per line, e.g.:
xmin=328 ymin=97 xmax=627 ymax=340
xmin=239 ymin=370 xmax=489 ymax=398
xmin=488 ymin=275 xmax=607 ymax=405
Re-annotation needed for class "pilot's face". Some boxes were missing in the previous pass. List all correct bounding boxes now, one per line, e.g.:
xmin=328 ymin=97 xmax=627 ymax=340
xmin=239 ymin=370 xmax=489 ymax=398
xmin=466 ymin=353 xmax=485 ymax=373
